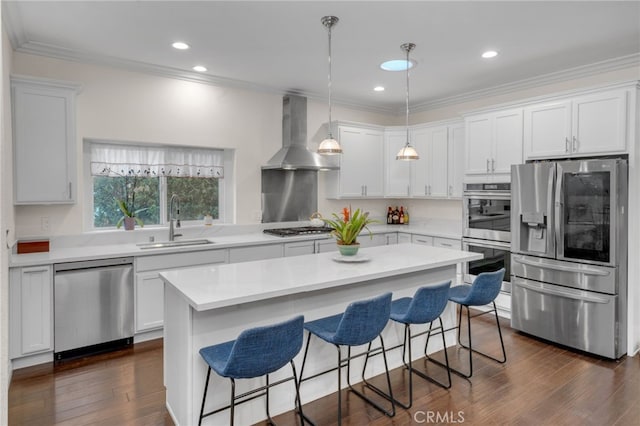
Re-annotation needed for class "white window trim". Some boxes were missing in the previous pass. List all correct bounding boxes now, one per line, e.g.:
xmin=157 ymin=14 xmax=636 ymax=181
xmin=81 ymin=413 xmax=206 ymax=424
xmin=83 ymin=139 xmax=233 ymax=231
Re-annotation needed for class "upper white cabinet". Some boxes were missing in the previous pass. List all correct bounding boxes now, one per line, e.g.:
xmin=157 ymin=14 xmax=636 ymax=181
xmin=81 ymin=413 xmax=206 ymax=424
xmin=326 ymin=123 xmax=384 ymax=199
xmin=384 ymin=130 xmax=411 ymax=197
xmin=11 ymin=76 xmax=81 ymax=204
xmin=524 ymin=89 xmax=629 ymax=159
xmin=465 ymin=108 xmax=523 ymax=182
xmin=411 ymin=121 xmax=465 ymax=198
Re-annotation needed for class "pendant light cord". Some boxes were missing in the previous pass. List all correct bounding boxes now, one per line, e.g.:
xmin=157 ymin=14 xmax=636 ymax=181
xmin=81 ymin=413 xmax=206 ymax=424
xmin=327 ymin=20 xmax=333 ymax=138
xmin=405 ymin=45 xmax=410 ymax=146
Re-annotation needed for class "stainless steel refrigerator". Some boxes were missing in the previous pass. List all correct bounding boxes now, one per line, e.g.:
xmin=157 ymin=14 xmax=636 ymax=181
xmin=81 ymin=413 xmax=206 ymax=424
xmin=510 ymin=158 xmax=627 ymax=359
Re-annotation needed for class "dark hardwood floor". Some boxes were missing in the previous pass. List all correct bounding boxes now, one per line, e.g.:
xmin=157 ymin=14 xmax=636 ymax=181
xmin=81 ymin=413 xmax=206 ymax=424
xmin=9 ymin=314 xmax=640 ymax=425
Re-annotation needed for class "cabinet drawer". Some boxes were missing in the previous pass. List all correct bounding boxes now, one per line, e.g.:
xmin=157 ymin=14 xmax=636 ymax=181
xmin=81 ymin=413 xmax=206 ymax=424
xmin=411 ymin=235 xmax=434 ymax=246
xmin=284 ymin=241 xmax=316 ymax=257
xmin=229 ymin=244 xmax=283 ymax=263
xmin=433 ymin=237 xmax=461 ymax=250
xmin=136 ymin=249 xmax=227 ymax=272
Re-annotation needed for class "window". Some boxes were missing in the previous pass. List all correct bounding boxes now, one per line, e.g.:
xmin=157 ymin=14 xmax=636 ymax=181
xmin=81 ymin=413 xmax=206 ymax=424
xmin=87 ymin=142 xmax=225 ymax=229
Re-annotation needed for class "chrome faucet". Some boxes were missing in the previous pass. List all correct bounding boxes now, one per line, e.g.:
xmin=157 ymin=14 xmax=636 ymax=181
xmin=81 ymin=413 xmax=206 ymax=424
xmin=169 ymin=194 xmax=182 ymax=241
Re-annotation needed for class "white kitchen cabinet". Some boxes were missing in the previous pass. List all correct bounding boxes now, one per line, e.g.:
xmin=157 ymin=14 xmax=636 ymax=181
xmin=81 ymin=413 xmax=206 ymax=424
xmin=411 ymin=235 xmax=434 ymax=246
xmin=315 ymin=238 xmax=339 ymax=253
xmin=135 ymin=249 xmax=227 ymax=333
xmin=385 ymin=233 xmax=398 ymax=245
xmin=326 ymin=124 xmax=384 ymax=198
xmin=229 ymin=244 xmax=284 ymax=263
xmin=384 ymin=130 xmax=411 ymax=197
xmin=284 ymin=240 xmax=316 ymax=257
xmin=524 ymin=89 xmax=628 ymax=159
xmin=411 ymin=121 xmax=464 ymax=198
xmin=9 ymin=266 xmax=53 ymax=358
xmin=398 ymin=233 xmax=412 ymax=244
xmin=465 ymin=108 xmax=523 ymax=182
xmin=433 ymin=236 xmax=461 ymax=250
xmin=11 ymin=76 xmax=80 ymax=204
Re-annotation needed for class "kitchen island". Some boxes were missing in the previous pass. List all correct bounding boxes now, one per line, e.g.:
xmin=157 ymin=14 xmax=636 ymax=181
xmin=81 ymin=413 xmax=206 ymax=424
xmin=160 ymin=243 xmax=481 ymax=425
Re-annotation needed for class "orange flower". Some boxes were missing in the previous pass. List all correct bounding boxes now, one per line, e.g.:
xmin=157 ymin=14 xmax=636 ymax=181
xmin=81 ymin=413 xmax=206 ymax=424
xmin=342 ymin=207 xmax=350 ymax=222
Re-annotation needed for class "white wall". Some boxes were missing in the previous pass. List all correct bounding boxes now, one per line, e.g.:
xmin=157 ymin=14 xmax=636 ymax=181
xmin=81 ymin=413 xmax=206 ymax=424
xmin=10 ymin=52 xmax=392 ymax=237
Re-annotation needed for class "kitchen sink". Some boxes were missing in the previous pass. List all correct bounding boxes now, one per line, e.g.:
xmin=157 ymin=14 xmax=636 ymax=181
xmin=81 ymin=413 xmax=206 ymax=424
xmin=137 ymin=238 xmax=214 ymax=249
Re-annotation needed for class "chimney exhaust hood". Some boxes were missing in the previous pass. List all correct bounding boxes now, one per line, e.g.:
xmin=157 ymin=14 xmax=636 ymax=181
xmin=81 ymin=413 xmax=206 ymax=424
xmin=262 ymin=95 xmax=339 ymax=171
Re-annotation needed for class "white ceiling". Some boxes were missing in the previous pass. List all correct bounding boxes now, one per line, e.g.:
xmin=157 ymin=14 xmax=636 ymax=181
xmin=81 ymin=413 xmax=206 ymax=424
xmin=3 ymin=1 xmax=640 ymax=114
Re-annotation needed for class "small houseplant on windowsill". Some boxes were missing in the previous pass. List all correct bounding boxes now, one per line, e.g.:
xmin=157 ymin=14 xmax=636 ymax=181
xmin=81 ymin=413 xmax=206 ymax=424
xmin=323 ymin=207 xmax=378 ymax=256
xmin=115 ymin=174 xmax=148 ymax=230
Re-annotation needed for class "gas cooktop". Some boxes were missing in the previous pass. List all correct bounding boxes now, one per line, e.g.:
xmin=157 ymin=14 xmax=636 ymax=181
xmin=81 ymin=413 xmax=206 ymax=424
xmin=263 ymin=226 xmax=333 ymax=237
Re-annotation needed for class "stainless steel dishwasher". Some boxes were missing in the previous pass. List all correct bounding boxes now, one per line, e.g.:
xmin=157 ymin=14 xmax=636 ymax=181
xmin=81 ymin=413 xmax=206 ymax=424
xmin=54 ymin=257 xmax=134 ymax=360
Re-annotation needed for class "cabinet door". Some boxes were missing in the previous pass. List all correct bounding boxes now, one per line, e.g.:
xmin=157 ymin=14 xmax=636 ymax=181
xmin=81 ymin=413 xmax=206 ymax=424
xmin=337 ymin=126 xmax=384 ymax=197
xmin=385 ymin=233 xmax=398 ymax=245
xmin=572 ymin=90 xmax=627 ymax=155
xmin=524 ymin=101 xmax=572 ymax=159
xmin=398 ymin=233 xmax=412 ymax=244
xmin=493 ymin=108 xmax=523 ymax=176
xmin=135 ymin=272 xmax=164 ymax=332
xmin=359 ymin=233 xmax=387 ymax=248
xmin=10 ymin=266 xmax=53 ymax=357
xmin=12 ymin=78 xmax=77 ymax=204
xmin=465 ymin=114 xmax=493 ymax=176
xmin=315 ymin=239 xmax=339 ymax=253
xmin=428 ymin=126 xmax=449 ymax=198
xmin=384 ymin=131 xmax=411 ymax=197
xmin=447 ymin=124 xmax=465 ymax=198
xmin=410 ymin=128 xmax=430 ymax=197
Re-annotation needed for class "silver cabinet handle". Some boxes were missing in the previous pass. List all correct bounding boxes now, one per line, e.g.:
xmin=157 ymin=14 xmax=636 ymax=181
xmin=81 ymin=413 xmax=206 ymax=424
xmin=361 ymin=185 xmax=365 ymax=196
xmin=514 ymin=279 xmax=610 ymax=304
xmin=448 ymin=185 xmax=453 ymax=196
xmin=424 ymin=185 xmax=428 ymax=196
xmin=68 ymin=182 xmax=72 ymax=199
xmin=407 ymin=185 xmax=410 ymax=196
xmin=565 ymin=137 xmax=570 ymax=153
xmin=491 ymin=158 xmax=495 ymax=172
xmin=572 ymin=136 xmax=578 ymax=152
xmin=486 ymin=158 xmax=490 ymax=172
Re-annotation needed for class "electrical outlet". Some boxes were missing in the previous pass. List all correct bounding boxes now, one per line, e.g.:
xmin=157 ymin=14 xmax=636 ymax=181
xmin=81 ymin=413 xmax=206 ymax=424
xmin=41 ymin=217 xmax=50 ymax=232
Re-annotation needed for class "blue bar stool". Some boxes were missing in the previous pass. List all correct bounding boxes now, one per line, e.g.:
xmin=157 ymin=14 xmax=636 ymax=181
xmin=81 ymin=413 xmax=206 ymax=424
xmin=198 ymin=315 xmax=305 ymax=426
xmin=368 ymin=281 xmax=452 ymax=409
xmin=448 ymin=268 xmax=507 ymax=378
xmin=298 ymin=293 xmax=394 ymax=425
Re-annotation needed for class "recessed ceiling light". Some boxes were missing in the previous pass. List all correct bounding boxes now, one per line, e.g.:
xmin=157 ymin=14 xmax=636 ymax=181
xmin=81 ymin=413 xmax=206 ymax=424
xmin=193 ymin=65 xmax=207 ymax=72
xmin=482 ymin=50 xmax=498 ymax=59
xmin=380 ymin=59 xmax=416 ymax=71
xmin=172 ymin=42 xmax=190 ymax=50
xmin=374 ymin=86 xmax=385 ymax=92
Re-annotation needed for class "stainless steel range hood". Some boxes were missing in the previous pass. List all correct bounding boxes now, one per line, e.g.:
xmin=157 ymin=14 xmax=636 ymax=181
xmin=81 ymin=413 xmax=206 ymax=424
xmin=262 ymin=95 xmax=339 ymax=171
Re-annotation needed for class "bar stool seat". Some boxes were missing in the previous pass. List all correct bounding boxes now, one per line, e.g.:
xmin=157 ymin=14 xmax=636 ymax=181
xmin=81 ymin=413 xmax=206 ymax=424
xmin=198 ymin=315 xmax=305 ymax=425
xmin=298 ymin=292 xmax=395 ymax=425
xmin=448 ymin=268 xmax=507 ymax=378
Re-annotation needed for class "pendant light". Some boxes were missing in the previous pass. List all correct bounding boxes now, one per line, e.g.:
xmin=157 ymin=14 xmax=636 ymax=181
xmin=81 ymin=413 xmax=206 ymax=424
xmin=396 ymin=42 xmax=419 ymax=161
xmin=318 ymin=16 xmax=342 ymax=155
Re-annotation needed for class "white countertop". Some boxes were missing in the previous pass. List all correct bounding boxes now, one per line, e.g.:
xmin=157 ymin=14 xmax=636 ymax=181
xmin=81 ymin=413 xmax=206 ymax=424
xmin=9 ymin=222 xmax=462 ymax=267
xmin=159 ymin=243 xmax=481 ymax=311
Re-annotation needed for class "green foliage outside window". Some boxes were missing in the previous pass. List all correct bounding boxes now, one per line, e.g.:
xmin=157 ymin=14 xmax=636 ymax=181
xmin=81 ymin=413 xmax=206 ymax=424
xmin=93 ymin=175 xmax=219 ymax=228
xmin=167 ymin=177 xmax=219 ymax=221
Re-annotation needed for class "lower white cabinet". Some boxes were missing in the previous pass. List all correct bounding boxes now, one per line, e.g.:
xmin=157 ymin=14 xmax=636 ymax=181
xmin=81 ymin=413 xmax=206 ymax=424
xmin=315 ymin=239 xmax=339 ymax=253
xmin=411 ymin=235 xmax=434 ymax=246
xmin=433 ymin=237 xmax=461 ymax=250
xmin=284 ymin=241 xmax=316 ymax=257
xmin=135 ymin=249 xmax=227 ymax=333
xmin=229 ymin=244 xmax=283 ymax=263
xmin=398 ymin=233 xmax=412 ymax=244
xmin=9 ymin=266 xmax=53 ymax=358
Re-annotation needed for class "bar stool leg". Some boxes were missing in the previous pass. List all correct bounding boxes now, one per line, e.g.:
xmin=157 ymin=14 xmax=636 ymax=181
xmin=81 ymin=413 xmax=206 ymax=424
xmin=198 ymin=367 xmax=212 ymax=426
xmin=230 ymin=378 xmax=236 ymax=426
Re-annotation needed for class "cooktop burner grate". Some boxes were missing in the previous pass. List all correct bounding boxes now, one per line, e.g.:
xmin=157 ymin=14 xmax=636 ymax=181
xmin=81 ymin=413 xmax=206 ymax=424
xmin=263 ymin=226 xmax=333 ymax=237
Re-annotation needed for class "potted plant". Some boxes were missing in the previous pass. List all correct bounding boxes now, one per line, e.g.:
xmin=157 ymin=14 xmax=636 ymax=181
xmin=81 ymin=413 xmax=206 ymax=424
xmin=323 ymin=207 xmax=378 ymax=256
xmin=114 ymin=173 xmax=150 ymax=230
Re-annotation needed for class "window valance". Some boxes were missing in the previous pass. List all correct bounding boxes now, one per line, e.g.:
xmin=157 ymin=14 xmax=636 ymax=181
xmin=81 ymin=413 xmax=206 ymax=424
xmin=90 ymin=143 xmax=224 ymax=178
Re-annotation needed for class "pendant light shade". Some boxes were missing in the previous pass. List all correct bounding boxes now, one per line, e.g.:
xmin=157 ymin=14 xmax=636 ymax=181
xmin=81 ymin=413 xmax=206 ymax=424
xmin=396 ymin=42 xmax=419 ymax=161
xmin=318 ymin=16 xmax=342 ymax=155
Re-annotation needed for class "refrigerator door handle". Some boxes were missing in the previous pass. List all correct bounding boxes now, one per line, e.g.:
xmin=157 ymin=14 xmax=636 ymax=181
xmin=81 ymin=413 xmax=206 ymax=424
xmin=513 ymin=256 xmax=609 ymax=276
xmin=514 ymin=279 xmax=610 ymax=304
xmin=555 ymin=165 xmax=564 ymax=258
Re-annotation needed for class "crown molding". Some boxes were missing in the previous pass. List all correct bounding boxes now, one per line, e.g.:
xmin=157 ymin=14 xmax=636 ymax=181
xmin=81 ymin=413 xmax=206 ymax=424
xmin=7 ymin=25 xmax=638 ymax=117
xmin=409 ymin=53 xmax=640 ymax=113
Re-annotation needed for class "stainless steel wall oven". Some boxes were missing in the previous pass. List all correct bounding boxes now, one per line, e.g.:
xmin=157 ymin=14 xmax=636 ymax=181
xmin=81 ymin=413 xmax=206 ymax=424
xmin=463 ymin=182 xmax=511 ymax=292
